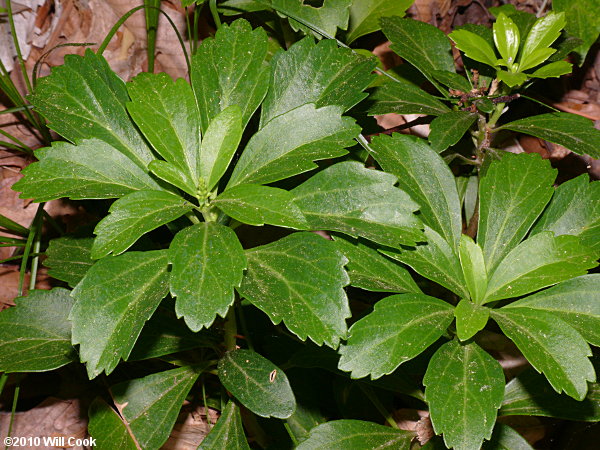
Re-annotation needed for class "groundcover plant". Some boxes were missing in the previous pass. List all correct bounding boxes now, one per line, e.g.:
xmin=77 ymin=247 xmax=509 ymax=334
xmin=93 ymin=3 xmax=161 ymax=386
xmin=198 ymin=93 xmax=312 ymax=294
xmin=1 ymin=1 xmax=600 ymax=449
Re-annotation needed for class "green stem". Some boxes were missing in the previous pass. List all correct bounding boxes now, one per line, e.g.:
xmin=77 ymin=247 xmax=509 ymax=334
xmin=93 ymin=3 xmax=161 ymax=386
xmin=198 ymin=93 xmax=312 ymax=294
xmin=359 ymin=385 xmax=399 ymax=429
xmin=224 ymin=306 xmax=237 ymax=352
xmin=5 ymin=382 xmax=20 ymax=450
xmin=144 ymin=0 xmax=162 ymax=73
xmin=28 ymin=211 xmax=43 ymax=291
xmin=284 ymin=422 xmax=299 ymax=447
xmin=210 ymin=0 xmax=221 ymax=30
xmin=5 ymin=0 xmax=33 ymax=95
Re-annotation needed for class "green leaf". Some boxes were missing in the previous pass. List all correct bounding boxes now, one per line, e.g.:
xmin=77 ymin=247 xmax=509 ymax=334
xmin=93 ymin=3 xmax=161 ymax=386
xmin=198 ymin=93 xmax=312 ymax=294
xmin=127 ymin=73 xmax=200 ymax=182
xmin=529 ymin=60 xmax=572 ymax=78
xmin=45 ymin=235 xmax=94 ymax=287
xmin=218 ymin=349 xmax=296 ymax=419
xmin=367 ymin=79 xmax=451 ymax=117
xmin=198 ymin=401 xmax=250 ymax=450
xmin=499 ymin=113 xmax=600 ymax=159
xmin=369 ymin=133 xmax=462 ymax=249
xmin=112 ymin=366 xmax=200 ymax=449
xmin=454 ymin=299 xmax=490 ymax=341
xmin=91 ymin=190 xmax=194 ymax=259
xmin=496 ymin=69 xmax=528 ymax=87
xmin=191 ymin=19 xmax=269 ymax=133
xmin=296 ymin=420 xmax=414 ymax=449
xmin=30 ymin=50 xmax=154 ymax=169
xmin=228 ymin=104 xmax=359 ymax=187
xmin=500 ymin=368 xmax=600 ymax=421
xmin=449 ymin=29 xmax=499 ymax=67
xmin=88 ymin=398 xmax=137 ymax=450
xmin=291 ymin=161 xmax=424 ymax=248
xmin=13 ymin=139 xmax=161 ymax=202
xmin=424 ymin=340 xmax=505 ymax=450
xmin=478 ymin=152 xmax=556 ymax=273
xmin=148 ymin=159 xmax=196 ymax=196
xmin=0 ymin=288 xmax=76 ymax=372
xmin=483 ymin=424 xmax=533 ymax=450
xmin=382 ymin=227 xmax=469 ymax=299
xmin=519 ymin=12 xmax=566 ymax=71
xmin=272 ymin=0 xmax=352 ymax=38
xmin=331 ymin=234 xmax=421 ymax=293
xmin=169 ymin=223 xmax=246 ymax=331
xmin=431 ymin=69 xmax=473 ymax=93
xmin=484 ymin=232 xmax=597 ymax=302
xmin=129 ymin=304 xmax=218 ymax=361
xmin=260 ymin=37 xmax=376 ymax=125
xmin=238 ymin=232 xmax=350 ymax=348
xmin=213 ymin=184 xmax=309 ymax=229
xmin=504 ymin=275 xmax=600 ymax=346
xmin=70 ymin=250 xmax=170 ymax=378
xmin=554 ymin=0 xmax=600 ymax=63
xmin=494 ymin=13 xmax=520 ymax=64
xmin=200 ymin=105 xmax=243 ymax=191
xmin=531 ymin=175 xmax=600 ymax=253
xmin=346 ymin=0 xmax=413 ymax=43
xmin=338 ymin=294 xmax=454 ymax=379
xmin=381 ymin=16 xmax=455 ymax=90
xmin=458 ymin=235 xmax=487 ymax=304
xmin=429 ymin=111 xmax=477 ymax=152
xmin=493 ymin=308 xmax=595 ymax=400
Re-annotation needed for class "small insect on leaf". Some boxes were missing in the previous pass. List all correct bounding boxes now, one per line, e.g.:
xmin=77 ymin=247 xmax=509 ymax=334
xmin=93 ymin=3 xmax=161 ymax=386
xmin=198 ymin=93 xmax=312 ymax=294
xmin=269 ymin=369 xmax=277 ymax=383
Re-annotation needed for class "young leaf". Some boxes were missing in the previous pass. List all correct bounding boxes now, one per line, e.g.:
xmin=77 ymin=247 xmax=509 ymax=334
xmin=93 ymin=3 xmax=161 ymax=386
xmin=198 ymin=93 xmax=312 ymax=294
xmin=531 ymin=175 xmax=600 ymax=253
xmin=553 ymin=0 xmax=600 ymax=63
xmin=491 ymin=307 xmax=595 ymax=400
xmin=478 ymin=152 xmax=556 ymax=273
xmin=369 ymin=134 xmax=462 ymax=249
xmin=296 ymin=420 xmax=415 ymax=449
xmin=529 ymin=60 xmax=572 ymax=78
xmin=458 ymin=235 xmax=487 ymax=304
xmin=496 ymin=70 xmax=528 ymax=87
xmin=30 ymin=49 xmax=154 ymax=168
xmin=0 ymin=288 xmax=76 ymax=372
xmin=429 ymin=111 xmax=477 ymax=152
xmin=148 ymin=159 xmax=197 ymax=196
xmin=380 ymin=17 xmax=455 ymax=90
xmin=238 ymin=232 xmax=350 ymax=348
xmin=112 ymin=367 xmax=200 ymax=449
xmin=45 ymin=235 xmax=94 ymax=287
xmin=338 ymin=293 xmax=454 ymax=379
xmin=483 ymin=424 xmax=533 ymax=450
xmin=484 ymin=232 xmax=597 ymax=302
xmin=332 ymin=235 xmax=421 ymax=294
xmin=519 ymin=12 xmax=566 ymax=72
xmin=213 ymin=184 xmax=309 ymax=229
xmin=200 ymin=105 xmax=243 ymax=191
xmin=500 ymin=368 xmax=600 ymax=422
xmin=271 ymin=0 xmax=351 ymax=38
xmin=424 ymin=340 xmax=505 ymax=450
xmin=218 ymin=349 xmax=296 ymax=419
xmin=494 ymin=13 xmax=520 ymax=65
xmin=454 ymin=299 xmax=490 ymax=341
xmin=367 ymin=79 xmax=451 ymax=117
xmin=191 ymin=19 xmax=269 ymax=133
xmin=504 ymin=275 xmax=600 ymax=346
xmin=70 ymin=250 xmax=170 ymax=378
xmin=127 ymin=73 xmax=200 ymax=182
xmin=169 ymin=223 xmax=246 ymax=332
xmin=228 ymin=104 xmax=359 ymax=187
xmin=518 ymin=48 xmax=556 ymax=72
xmin=198 ymin=401 xmax=250 ymax=450
xmin=498 ymin=113 xmax=600 ymax=159
xmin=13 ymin=139 xmax=162 ymax=202
xmin=432 ymin=69 xmax=473 ymax=93
xmin=449 ymin=29 xmax=499 ymax=67
xmin=382 ymin=227 xmax=469 ymax=299
xmin=91 ymin=190 xmax=194 ymax=259
xmin=88 ymin=398 xmax=137 ymax=450
xmin=291 ymin=162 xmax=424 ymax=248
xmin=260 ymin=37 xmax=376 ymax=125
xmin=346 ymin=0 xmax=413 ymax=44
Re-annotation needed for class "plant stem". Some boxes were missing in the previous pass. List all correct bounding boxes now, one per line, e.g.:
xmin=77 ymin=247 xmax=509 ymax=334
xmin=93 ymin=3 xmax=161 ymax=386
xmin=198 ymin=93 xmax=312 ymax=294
xmin=284 ymin=422 xmax=299 ymax=446
xmin=359 ymin=385 xmax=399 ymax=429
xmin=209 ymin=0 xmax=221 ymax=30
xmin=144 ymin=0 xmax=161 ymax=73
xmin=224 ymin=306 xmax=237 ymax=352
xmin=5 ymin=383 xmax=19 ymax=450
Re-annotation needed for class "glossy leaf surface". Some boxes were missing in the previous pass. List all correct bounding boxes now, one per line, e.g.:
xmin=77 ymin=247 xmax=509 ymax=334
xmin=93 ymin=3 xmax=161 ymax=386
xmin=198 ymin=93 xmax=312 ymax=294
xmin=338 ymin=294 xmax=454 ymax=379
xmin=428 ymin=111 xmax=477 ymax=152
xmin=272 ymin=0 xmax=351 ymax=38
xmin=346 ymin=0 xmax=413 ymax=43
xmin=454 ymin=299 xmax=490 ymax=341
xmin=198 ymin=401 xmax=250 ymax=450
xmin=219 ymin=349 xmax=295 ymax=419
xmin=88 ymin=398 xmax=137 ymax=450
xmin=71 ymin=250 xmax=170 ymax=377
xmin=458 ymin=235 xmax=487 ymax=304
xmin=449 ymin=29 xmax=498 ymax=67
xmin=368 ymin=79 xmax=451 ymax=117
xmin=45 ymin=235 xmax=94 ymax=287
xmin=238 ymin=233 xmax=350 ymax=348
